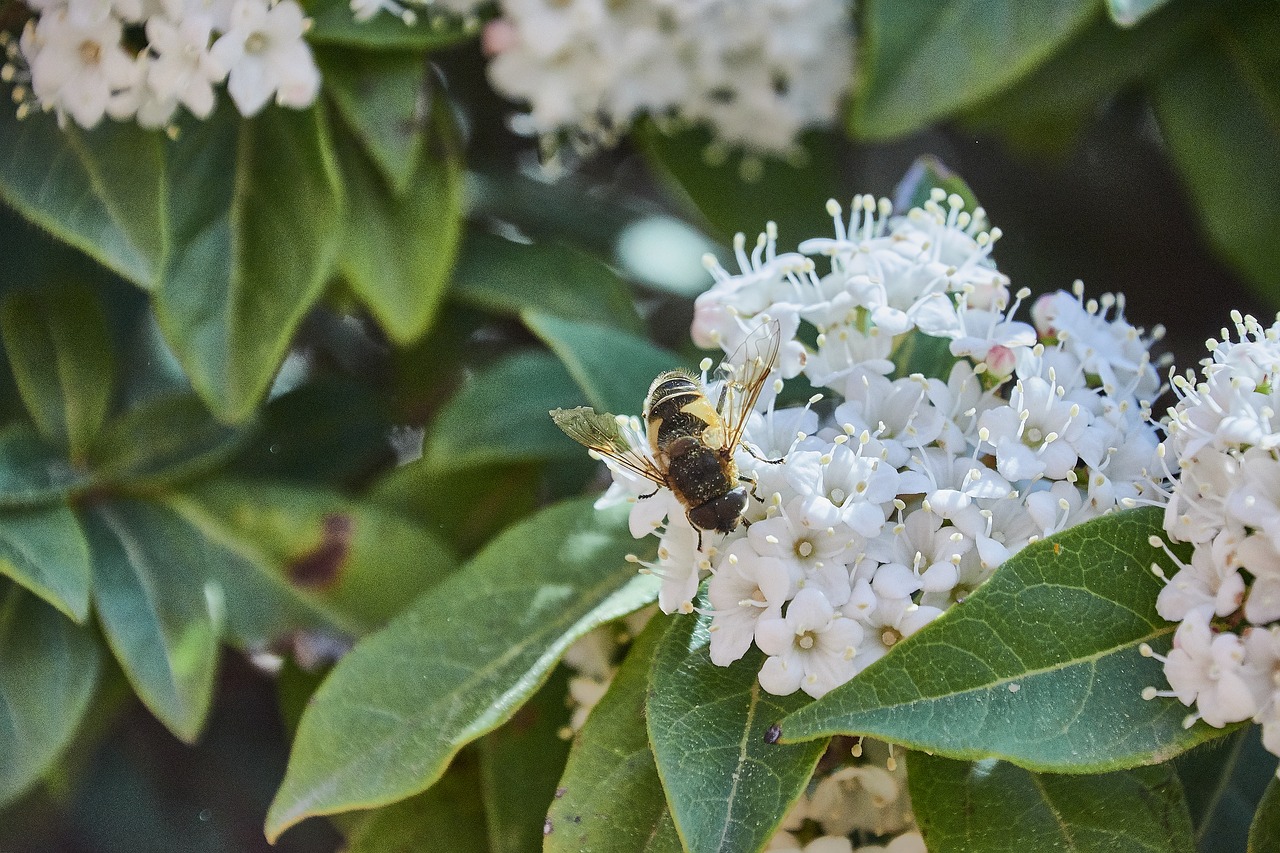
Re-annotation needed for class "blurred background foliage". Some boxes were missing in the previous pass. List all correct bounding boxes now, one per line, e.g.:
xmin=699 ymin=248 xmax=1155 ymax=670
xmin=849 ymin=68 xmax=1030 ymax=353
xmin=0 ymin=0 xmax=1277 ymax=849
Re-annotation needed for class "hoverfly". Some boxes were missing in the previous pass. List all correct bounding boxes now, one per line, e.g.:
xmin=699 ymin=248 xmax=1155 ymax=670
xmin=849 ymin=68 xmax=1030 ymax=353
xmin=550 ymin=320 xmax=782 ymax=550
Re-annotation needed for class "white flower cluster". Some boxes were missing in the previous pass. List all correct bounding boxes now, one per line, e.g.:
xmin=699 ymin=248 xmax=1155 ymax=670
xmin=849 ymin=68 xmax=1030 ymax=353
xmin=1143 ymin=312 xmax=1280 ymax=761
xmin=476 ymin=0 xmax=853 ymax=156
xmin=13 ymin=0 xmax=320 ymax=129
xmin=601 ymin=190 xmax=1165 ymax=699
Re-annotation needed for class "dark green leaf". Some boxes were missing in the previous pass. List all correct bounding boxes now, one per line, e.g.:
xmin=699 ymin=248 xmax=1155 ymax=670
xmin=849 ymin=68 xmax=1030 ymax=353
xmin=648 ymin=611 xmax=825 ymax=853
xmin=154 ymin=104 xmax=342 ymax=422
xmin=303 ymin=0 xmax=475 ymax=50
xmin=0 ymin=282 xmax=116 ymax=460
xmin=546 ymin=617 xmax=682 ymax=853
xmin=0 ymin=584 xmax=100 ymax=808
xmin=367 ymin=459 xmax=540 ymax=557
xmin=85 ymin=503 xmax=223 ymax=742
xmin=172 ymin=479 xmax=457 ymax=629
xmin=479 ymin=666 xmax=573 ymax=853
xmin=1151 ymin=2 xmax=1280 ymax=302
xmin=962 ymin=3 xmax=1206 ymax=157
xmin=265 ymin=497 xmax=660 ymax=840
xmin=0 ymin=110 xmax=164 ymax=287
xmin=1109 ymin=0 xmax=1172 ymax=27
xmin=89 ymin=394 xmax=247 ymax=491
xmin=0 ymin=504 xmax=91 ymax=622
xmin=1251 ymin=775 xmax=1280 ymax=853
xmin=318 ymin=47 xmax=428 ymax=194
xmin=335 ymin=98 xmax=463 ymax=344
xmin=425 ymin=350 xmax=589 ymax=471
xmin=781 ymin=507 xmax=1228 ymax=771
xmin=909 ymin=752 xmax=1195 ymax=852
xmin=639 ymin=123 xmax=851 ymax=246
xmin=344 ymin=750 xmax=489 ymax=853
xmin=452 ymin=232 xmax=644 ymax=334
xmin=852 ymin=0 xmax=1099 ymax=140
xmin=1177 ymin=726 xmax=1278 ymax=852
xmin=892 ymin=155 xmax=982 ymax=219
xmin=0 ymin=424 xmax=91 ymax=509
xmin=523 ymin=312 xmax=682 ymax=416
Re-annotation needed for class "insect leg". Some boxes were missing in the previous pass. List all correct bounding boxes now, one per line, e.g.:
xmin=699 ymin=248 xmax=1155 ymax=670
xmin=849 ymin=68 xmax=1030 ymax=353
xmin=744 ymin=444 xmax=785 ymax=465
xmin=637 ymin=485 xmax=661 ymax=500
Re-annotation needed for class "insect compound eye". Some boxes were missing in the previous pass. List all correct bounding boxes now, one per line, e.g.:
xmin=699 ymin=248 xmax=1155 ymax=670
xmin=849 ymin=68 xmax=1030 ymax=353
xmin=688 ymin=487 xmax=749 ymax=533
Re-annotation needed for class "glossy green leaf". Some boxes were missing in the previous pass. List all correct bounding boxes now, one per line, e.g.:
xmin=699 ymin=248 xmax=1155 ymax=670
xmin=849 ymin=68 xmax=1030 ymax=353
xmin=961 ymin=3 xmax=1205 ymax=157
xmin=892 ymin=156 xmax=982 ymax=219
xmin=318 ymin=47 xmax=428 ymax=194
xmin=265 ymin=497 xmax=661 ymax=839
xmin=523 ymin=312 xmax=682 ymax=416
xmin=781 ymin=507 xmax=1226 ymax=772
xmin=335 ymin=100 xmax=463 ymax=344
xmin=1178 ymin=727 xmax=1279 ymax=852
xmin=1151 ymin=2 xmax=1280 ymax=302
xmin=1108 ymin=0 xmax=1171 ymax=27
xmin=171 ymin=479 xmax=457 ymax=629
xmin=424 ymin=350 xmax=589 ymax=472
xmin=0 ymin=505 xmax=91 ymax=622
xmin=0 ymin=424 xmax=91 ymax=509
xmin=648 ymin=611 xmax=825 ymax=853
xmin=89 ymin=394 xmax=247 ymax=491
xmin=1251 ymin=776 xmax=1280 ymax=853
xmin=479 ymin=666 xmax=573 ymax=853
xmin=909 ymin=752 xmax=1194 ymax=852
xmin=85 ymin=502 xmax=223 ymax=743
xmin=0 ymin=584 xmax=100 ymax=808
xmin=154 ymin=104 xmax=342 ymax=422
xmin=546 ymin=617 xmax=682 ymax=853
xmin=344 ymin=751 xmax=489 ymax=853
xmin=452 ymin=232 xmax=644 ymax=334
xmin=367 ymin=458 xmax=540 ymax=557
xmin=0 ymin=109 xmax=164 ymax=287
xmin=0 ymin=282 xmax=116 ymax=460
xmin=303 ymin=0 xmax=475 ymax=50
xmin=639 ymin=123 xmax=851 ymax=246
xmin=852 ymin=0 xmax=1099 ymax=140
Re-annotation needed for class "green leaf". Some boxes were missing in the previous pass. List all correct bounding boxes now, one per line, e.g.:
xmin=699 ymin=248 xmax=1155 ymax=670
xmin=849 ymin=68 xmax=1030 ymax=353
xmin=479 ymin=666 xmax=573 ymax=853
xmin=1251 ymin=776 xmax=1280 ymax=853
xmin=1108 ymin=0 xmax=1171 ymax=27
xmin=852 ymin=0 xmax=1099 ymax=140
xmin=367 ymin=459 xmax=541 ymax=557
xmin=154 ymin=104 xmax=342 ymax=422
xmin=1177 ymin=727 xmax=1279 ymax=852
xmin=647 ymin=611 xmax=825 ymax=853
xmin=317 ymin=47 xmax=428 ymax=194
xmin=961 ymin=3 xmax=1206 ymax=157
xmin=780 ymin=507 xmax=1227 ymax=772
xmin=0 ymin=584 xmax=100 ymax=808
xmin=893 ymin=155 xmax=983 ymax=219
xmin=335 ymin=98 xmax=463 ymax=344
xmin=909 ymin=752 xmax=1195 ymax=852
xmin=0 ymin=110 xmax=164 ymax=287
xmin=265 ymin=497 xmax=660 ymax=839
xmin=523 ymin=312 xmax=682 ymax=416
xmin=546 ymin=617 xmax=682 ymax=853
xmin=639 ymin=123 xmax=852 ymax=246
xmin=0 ymin=424 xmax=90 ymax=509
xmin=344 ymin=751 xmax=490 ymax=853
xmin=303 ymin=0 xmax=475 ymax=50
xmin=171 ymin=479 xmax=457 ymax=629
xmin=0 ymin=282 xmax=116 ymax=460
xmin=425 ymin=350 xmax=589 ymax=472
xmin=89 ymin=394 xmax=248 ymax=491
xmin=84 ymin=502 xmax=223 ymax=742
xmin=452 ymin=232 xmax=644 ymax=334
xmin=1151 ymin=2 xmax=1280 ymax=302
xmin=0 ymin=505 xmax=91 ymax=622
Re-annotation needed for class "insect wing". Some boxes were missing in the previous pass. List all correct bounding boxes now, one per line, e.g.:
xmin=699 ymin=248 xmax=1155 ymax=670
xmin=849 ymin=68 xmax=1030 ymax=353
xmin=549 ymin=406 xmax=667 ymax=485
xmin=714 ymin=320 xmax=781 ymax=452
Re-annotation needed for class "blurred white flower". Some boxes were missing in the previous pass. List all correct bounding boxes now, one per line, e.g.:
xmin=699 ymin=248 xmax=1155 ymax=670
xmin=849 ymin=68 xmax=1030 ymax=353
xmin=210 ymin=0 xmax=319 ymax=115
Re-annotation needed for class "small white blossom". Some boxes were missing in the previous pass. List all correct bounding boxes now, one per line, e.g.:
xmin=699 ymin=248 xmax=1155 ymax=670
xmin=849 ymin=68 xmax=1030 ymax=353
xmin=209 ymin=0 xmax=319 ymax=116
xmin=756 ymin=587 xmax=861 ymax=698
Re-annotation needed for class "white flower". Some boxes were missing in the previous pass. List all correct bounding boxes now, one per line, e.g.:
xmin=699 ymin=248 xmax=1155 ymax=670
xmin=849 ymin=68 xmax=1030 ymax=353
xmin=22 ymin=7 xmax=138 ymax=128
xmin=209 ymin=0 xmax=319 ymax=116
xmin=146 ymin=12 xmax=224 ymax=118
xmin=707 ymin=539 xmax=796 ymax=666
xmin=756 ymin=588 xmax=861 ymax=698
xmin=979 ymin=370 xmax=1090 ymax=482
xmin=1162 ymin=606 xmax=1258 ymax=728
